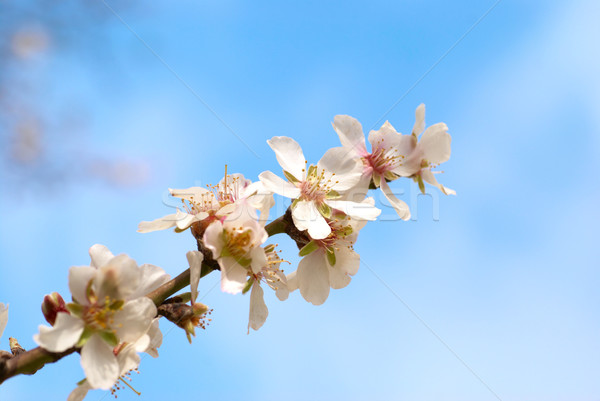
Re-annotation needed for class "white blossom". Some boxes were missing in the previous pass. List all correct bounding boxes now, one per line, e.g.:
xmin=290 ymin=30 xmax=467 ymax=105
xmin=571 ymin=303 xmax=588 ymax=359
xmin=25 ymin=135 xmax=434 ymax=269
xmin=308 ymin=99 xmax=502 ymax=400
xmin=34 ymin=245 xmax=169 ymax=390
xmin=288 ymin=205 xmax=369 ymax=306
xmin=203 ymin=218 xmax=288 ymax=331
xmin=332 ymin=115 xmax=412 ymax=219
xmin=259 ymin=136 xmax=380 ymax=239
xmin=138 ymin=172 xmax=273 ymax=233
xmin=394 ymin=104 xmax=456 ymax=195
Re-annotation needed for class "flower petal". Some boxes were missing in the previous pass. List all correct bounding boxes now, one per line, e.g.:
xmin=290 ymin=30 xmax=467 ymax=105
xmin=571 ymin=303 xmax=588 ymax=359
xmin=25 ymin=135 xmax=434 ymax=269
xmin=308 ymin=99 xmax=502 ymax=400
xmin=412 ymin=103 xmax=425 ymax=136
xmin=88 ymin=244 xmax=114 ymax=269
xmin=325 ymin=199 xmax=381 ymax=221
xmin=34 ymin=312 xmax=84 ymax=352
xmin=113 ymin=298 xmax=156 ymax=343
xmin=219 ymin=257 xmax=249 ymax=294
xmin=292 ymin=200 xmax=331 ymax=240
xmin=267 ymin=136 xmax=307 ymax=181
xmin=258 ymin=170 xmax=301 ymax=199
xmin=421 ymin=169 xmax=456 ymax=195
xmin=332 ymin=115 xmax=368 ymax=156
xmin=317 ymin=147 xmax=362 ymax=192
xmin=67 ymin=381 xmax=91 ymax=401
xmin=250 ymin=247 xmax=267 ymax=274
xmin=95 ymin=254 xmax=140 ymax=301
xmin=137 ymin=213 xmax=179 ymax=233
xmin=380 ymin=179 xmax=411 ymax=220
xmin=419 ymin=123 xmax=451 ymax=164
xmin=186 ymin=251 xmax=204 ymax=303
xmin=203 ymin=220 xmax=224 ymax=258
xmin=286 ymin=270 xmax=299 ymax=292
xmin=248 ymin=282 xmax=268 ymax=332
xmin=80 ymin=334 xmax=119 ymax=390
xmin=132 ymin=264 xmax=171 ymax=299
xmin=297 ymin=250 xmax=330 ymax=305
xmin=68 ymin=266 xmax=97 ymax=305
xmin=329 ymin=247 xmax=360 ymax=289
xmin=0 ymin=303 xmax=8 ymax=339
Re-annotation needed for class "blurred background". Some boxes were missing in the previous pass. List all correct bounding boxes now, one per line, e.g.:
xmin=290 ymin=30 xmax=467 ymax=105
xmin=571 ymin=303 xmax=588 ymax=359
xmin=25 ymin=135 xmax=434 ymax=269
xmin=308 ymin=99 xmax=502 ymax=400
xmin=0 ymin=0 xmax=598 ymax=400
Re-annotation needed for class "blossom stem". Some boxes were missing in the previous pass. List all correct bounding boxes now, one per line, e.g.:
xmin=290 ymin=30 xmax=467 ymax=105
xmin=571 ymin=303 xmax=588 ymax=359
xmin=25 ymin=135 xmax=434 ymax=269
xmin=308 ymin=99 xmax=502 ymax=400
xmin=0 ymin=346 xmax=76 ymax=385
xmin=265 ymin=215 xmax=287 ymax=236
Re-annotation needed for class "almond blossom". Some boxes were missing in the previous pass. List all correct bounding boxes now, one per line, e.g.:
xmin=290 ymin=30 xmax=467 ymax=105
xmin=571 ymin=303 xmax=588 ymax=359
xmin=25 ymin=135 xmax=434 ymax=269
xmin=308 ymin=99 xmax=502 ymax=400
xmin=259 ymin=136 xmax=380 ymax=240
xmin=287 ymin=207 xmax=369 ymax=306
xmin=203 ymin=218 xmax=288 ymax=331
xmin=393 ymin=104 xmax=456 ymax=195
xmin=67 ymin=318 xmax=163 ymax=401
xmin=138 ymin=172 xmax=273 ymax=233
xmin=332 ymin=115 xmax=412 ymax=220
xmin=34 ymin=245 xmax=170 ymax=390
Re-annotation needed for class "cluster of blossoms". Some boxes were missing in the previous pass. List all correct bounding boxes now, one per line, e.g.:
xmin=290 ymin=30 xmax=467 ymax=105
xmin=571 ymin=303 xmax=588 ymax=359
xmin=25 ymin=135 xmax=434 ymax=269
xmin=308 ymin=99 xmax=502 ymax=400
xmin=139 ymin=103 xmax=454 ymax=313
xmin=6 ymin=104 xmax=453 ymax=400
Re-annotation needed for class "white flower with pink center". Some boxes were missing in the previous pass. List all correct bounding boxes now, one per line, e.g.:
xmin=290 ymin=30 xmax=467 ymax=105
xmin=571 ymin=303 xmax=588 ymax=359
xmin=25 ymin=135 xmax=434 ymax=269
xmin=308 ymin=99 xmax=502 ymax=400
xmin=332 ymin=115 xmax=413 ymax=220
xmin=138 ymin=171 xmax=274 ymax=233
xmin=203 ymin=219 xmax=288 ymax=331
xmin=394 ymin=104 xmax=456 ymax=195
xmin=34 ymin=245 xmax=170 ymax=391
xmin=286 ymin=208 xmax=369 ymax=305
xmin=259 ymin=136 xmax=381 ymax=240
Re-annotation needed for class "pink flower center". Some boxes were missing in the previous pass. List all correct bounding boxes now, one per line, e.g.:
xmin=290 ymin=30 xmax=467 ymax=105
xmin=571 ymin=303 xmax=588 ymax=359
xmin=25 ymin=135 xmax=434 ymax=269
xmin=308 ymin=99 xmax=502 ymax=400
xmin=364 ymin=146 xmax=404 ymax=175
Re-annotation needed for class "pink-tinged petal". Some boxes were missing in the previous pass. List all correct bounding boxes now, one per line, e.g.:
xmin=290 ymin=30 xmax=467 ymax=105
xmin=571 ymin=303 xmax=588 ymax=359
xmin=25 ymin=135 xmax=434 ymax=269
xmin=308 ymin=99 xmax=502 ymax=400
xmin=380 ymin=179 xmax=411 ymax=221
xmin=267 ymin=136 xmax=307 ymax=181
xmin=317 ymin=147 xmax=362 ymax=192
xmin=186 ymin=251 xmax=204 ymax=303
xmin=137 ymin=213 xmax=178 ymax=233
xmin=332 ymin=115 xmax=368 ymax=156
xmin=368 ymin=121 xmax=403 ymax=153
xmin=113 ymin=298 xmax=156 ymax=343
xmin=286 ymin=270 xmax=298 ymax=292
xmin=412 ymin=103 xmax=426 ymax=136
xmin=258 ymin=171 xmax=301 ymax=198
xmin=203 ymin=220 xmax=224 ymax=258
xmin=219 ymin=257 xmax=249 ymax=294
xmin=95 ymin=254 xmax=140 ymax=301
xmin=292 ymin=200 xmax=331 ymax=240
xmin=421 ymin=169 xmax=456 ymax=195
xmin=68 ymin=266 xmax=96 ymax=305
xmin=248 ymin=282 xmax=268 ymax=332
xmin=419 ymin=123 xmax=451 ymax=164
xmin=169 ymin=186 xmax=211 ymax=203
xmin=325 ymin=199 xmax=381 ymax=221
xmin=34 ymin=312 xmax=84 ymax=352
xmin=0 ymin=303 xmax=8 ymax=339
xmin=298 ymin=250 xmax=330 ymax=305
xmin=250 ymin=247 xmax=267 ymax=274
xmin=88 ymin=244 xmax=114 ymax=269
xmin=132 ymin=264 xmax=171 ymax=298
xmin=80 ymin=334 xmax=119 ymax=390
xmin=67 ymin=381 xmax=91 ymax=401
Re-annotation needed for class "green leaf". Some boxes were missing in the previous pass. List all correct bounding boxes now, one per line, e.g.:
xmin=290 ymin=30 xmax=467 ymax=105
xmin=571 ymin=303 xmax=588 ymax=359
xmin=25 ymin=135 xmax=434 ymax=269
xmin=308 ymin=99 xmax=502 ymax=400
xmin=307 ymin=164 xmax=317 ymax=178
xmin=372 ymin=174 xmax=381 ymax=188
xmin=326 ymin=248 xmax=336 ymax=267
xmin=299 ymin=240 xmax=319 ymax=256
xmin=325 ymin=190 xmax=341 ymax=199
xmin=416 ymin=175 xmax=426 ymax=194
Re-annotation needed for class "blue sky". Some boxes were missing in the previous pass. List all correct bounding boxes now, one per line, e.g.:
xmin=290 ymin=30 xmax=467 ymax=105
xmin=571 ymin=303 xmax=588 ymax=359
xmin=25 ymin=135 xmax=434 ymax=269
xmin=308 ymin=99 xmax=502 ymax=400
xmin=1 ymin=0 xmax=599 ymax=400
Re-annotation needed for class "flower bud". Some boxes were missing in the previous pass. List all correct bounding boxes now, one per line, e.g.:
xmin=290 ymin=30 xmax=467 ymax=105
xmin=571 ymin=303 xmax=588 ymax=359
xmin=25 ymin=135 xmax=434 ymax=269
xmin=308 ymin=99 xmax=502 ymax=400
xmin=41 ymin=292 xmax=68 ymax=326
